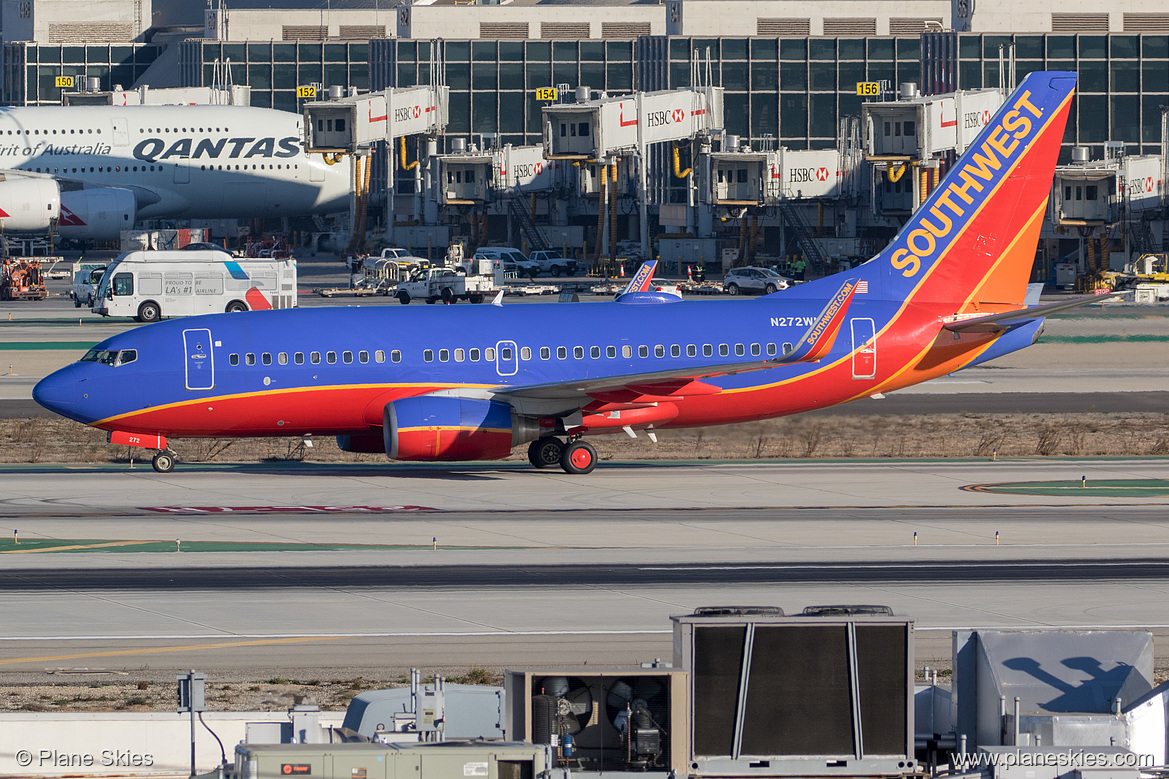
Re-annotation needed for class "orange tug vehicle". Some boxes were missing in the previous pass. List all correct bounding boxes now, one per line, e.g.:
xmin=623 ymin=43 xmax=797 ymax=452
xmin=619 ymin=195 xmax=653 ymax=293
xmin=0 ymin=258 xmax=47 ymax=300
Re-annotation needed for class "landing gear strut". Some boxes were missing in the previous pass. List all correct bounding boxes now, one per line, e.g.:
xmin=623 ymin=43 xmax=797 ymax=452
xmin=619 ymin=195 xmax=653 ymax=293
xmin=151 ymin=450 xmax=176 ymax=473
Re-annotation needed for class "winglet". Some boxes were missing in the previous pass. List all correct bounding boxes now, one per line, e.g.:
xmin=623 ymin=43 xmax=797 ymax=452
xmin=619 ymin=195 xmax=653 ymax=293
xmin=621 ymin=260 xmax=658 ymax=296
xmin=491 ymin=289 xmax=504 ymax=307
xmin=777 ymin=278 xmax=859 ymax=363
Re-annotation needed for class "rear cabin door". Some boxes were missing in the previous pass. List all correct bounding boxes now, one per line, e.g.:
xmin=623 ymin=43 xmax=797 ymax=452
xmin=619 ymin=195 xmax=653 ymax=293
xmin=496 ymin=340 xmax=518 ymax=376
xmin=850 ymin=318 xmax=876 ymax=380
xmin=183 ymin=328 xmax=215 ymax=390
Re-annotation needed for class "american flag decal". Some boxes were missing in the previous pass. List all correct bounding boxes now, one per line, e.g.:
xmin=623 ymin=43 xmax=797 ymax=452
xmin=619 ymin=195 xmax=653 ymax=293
xmin=855 ymin=280 xmax=869 ymax=294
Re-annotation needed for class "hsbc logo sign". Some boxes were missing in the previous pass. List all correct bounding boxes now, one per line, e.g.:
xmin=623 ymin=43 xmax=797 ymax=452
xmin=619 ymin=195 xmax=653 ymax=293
xmin=789 ymin=167 xmax=831 ymax=183
xmin=393 ymin=105 xmax=422 ymax=122
xmin=645 ymin=108 xmax=687 ymax=128
xmin=512 ymin=162 xmax=544 ymax=178
xmin=1128 ymin=176 xmax=1159 ymax=196
xmin=964 ymin=109 xmax=992 ymax=129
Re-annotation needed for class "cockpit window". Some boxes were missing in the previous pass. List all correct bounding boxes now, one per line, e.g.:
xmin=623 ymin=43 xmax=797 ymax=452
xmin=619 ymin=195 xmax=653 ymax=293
xmin=79 ymin=349 xmax=136 ymax=366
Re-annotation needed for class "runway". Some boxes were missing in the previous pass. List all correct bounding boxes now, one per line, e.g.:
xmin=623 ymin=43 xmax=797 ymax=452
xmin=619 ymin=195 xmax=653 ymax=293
xmin=0 ymin=460 xmax=1167 ymax=678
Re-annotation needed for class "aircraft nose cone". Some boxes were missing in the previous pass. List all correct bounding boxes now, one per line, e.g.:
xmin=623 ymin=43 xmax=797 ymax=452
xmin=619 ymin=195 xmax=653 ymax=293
xmin=33 ymin=366 xmax=86 ymax=421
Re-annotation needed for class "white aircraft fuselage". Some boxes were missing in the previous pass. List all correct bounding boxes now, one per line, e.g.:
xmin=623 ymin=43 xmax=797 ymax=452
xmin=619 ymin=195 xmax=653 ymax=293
xmin=0 ymin=104 xmax=351 ymax=225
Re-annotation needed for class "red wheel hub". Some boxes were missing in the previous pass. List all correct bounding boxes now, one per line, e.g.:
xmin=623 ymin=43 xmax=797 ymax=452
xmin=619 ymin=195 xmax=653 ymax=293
xmin=570 ymin=447 xmax=592 ymax=469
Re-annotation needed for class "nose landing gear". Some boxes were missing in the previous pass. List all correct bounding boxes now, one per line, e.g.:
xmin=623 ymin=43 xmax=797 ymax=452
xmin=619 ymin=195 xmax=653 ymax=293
xmin=151 ymin=450 xmax=177 ymax=473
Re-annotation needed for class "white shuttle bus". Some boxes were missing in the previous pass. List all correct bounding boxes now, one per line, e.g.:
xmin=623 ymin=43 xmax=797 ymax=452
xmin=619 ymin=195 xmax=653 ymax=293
xmin=93 ymin=250 xmax=297 ymax=323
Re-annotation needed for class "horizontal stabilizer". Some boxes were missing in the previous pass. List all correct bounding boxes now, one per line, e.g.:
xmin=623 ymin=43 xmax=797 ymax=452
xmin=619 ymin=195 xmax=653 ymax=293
xmin=943 ymin=292 xmax=1123 ymax=333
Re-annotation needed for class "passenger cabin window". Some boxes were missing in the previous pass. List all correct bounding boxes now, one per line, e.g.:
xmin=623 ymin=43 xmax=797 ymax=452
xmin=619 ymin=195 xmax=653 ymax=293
xmin=439 ymin=349 xmax=450 ymax=362
xmin=556 ymin=346 xmax=567 ymax=359
xmin=485 ymin=347 xmax=496 ymax=361
xmin=766 ymin=343 xmax=777 ymax=356
xmin=654 ymin=345 xmax=665 ymax=358
xmin=687 ymin=344 xmax=697 ymax=357
xmin=229 ymin=353 xmax=239 ymax=366
xmin=719 ymin=344 xmax=729 ymax=356
xmin=294 ymin=352 xmax=304 ymax=364
xmin=262 ymin=353 xmax=272 ymax=365
xmin=735 ymin=344 xmax=745 ymax=356
xmin=358 ymin=351 xmax=369 ymax=363
xmin=311 ymin=351 xmax=321 ymax=364
xmin=388 ymin=350 xmax=399 ymax=363
xmin=375 ymin=350 xmax=386 ymax=363
xmin=540 ymin=347 xmax=550 ymax=360
xmin=424 ymin=349 xmax=434 ymax=362
xmin=590 ymin=346 xmax=600 ymax=359
xmin=500 ymin=346 xmax=512 ymax=361
xmin=671 ymin=345 xmax=681 ymax=357
xmin=606 ymin=346 xmax=616 ymax=358
xmin=278 ymin=352 xmax=288 ymax=365
xmin=469 ymin=348 xmax=480 ymax=362
xmin=622 ymin=345 xmax=632 ymax=358
xmin=783 ymin=342 xmax=794 ymax=355
xmin=342 ymin=351 xmax=353 ymax=364
xmin=326 ymin=351 xmax=337 ymax=364
xmin=520 ymin=347 xmax=531 ymax=360
xmin=245 ymin=353 xmax=256 ymax=366
xmin=638 ymin=345 xmax=648 ymax=358
xmin=572 ymin=346 xmax=583 ymax=359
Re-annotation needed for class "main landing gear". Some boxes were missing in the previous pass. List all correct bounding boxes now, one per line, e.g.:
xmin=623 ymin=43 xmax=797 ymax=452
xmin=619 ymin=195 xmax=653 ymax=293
xmin=527 ymin=436 xmax=597 ymax=475
xmin=151 ymin=450 xmax=177 ymax=473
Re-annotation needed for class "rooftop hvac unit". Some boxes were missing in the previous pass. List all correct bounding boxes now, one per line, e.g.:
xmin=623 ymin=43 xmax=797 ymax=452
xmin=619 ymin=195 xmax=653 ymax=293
xmin=505 ymin=668 xmax=687 ymax=772
xmin=673 ymin=606 xmax=915 ymax=776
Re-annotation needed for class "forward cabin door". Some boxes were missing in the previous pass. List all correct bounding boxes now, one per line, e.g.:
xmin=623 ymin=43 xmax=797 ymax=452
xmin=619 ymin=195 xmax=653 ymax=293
xmin=850 ymin=318 xmax=876 ymax=380
xmin=183 ymin=328 xmax=215 ymax=390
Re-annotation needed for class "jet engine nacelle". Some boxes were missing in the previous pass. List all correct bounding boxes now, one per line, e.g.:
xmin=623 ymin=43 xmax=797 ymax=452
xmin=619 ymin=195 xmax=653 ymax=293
xmin=57 ymin=188 xmax=137 ymax=240
xmin=0 ymin=177 xmax=60 ymax=231
xmin=383 ymin=396 xmax=541 ymax=461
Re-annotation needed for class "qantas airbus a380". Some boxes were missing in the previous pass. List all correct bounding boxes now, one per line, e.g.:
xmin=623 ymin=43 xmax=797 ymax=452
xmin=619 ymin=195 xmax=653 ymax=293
xmin=0 ymin=103 xmax=350 ymax=239
xmin=35 ymin=72 xmax=1109 ymax=475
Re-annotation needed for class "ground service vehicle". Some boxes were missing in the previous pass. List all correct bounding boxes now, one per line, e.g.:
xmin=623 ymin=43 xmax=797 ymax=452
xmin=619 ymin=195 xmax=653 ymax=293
xmin=473 ymin=247 xmax=540 ymax=278
xmin=0 ymin=258 xmax=47 ymax=300
xmin=71 ymin=262 xmax=108 ymax=307
xmin=394 ymin=266 xmax=495 ymax=304
xmin=92 ymin=251 xmax=296 ymax=322
xmin=723 ymin=266 xmax=792 ymax=295
xmin=37 ymin=73 xmax=1123 ymax=475
xmin=528 ymin=249 xmax=578 ymax=277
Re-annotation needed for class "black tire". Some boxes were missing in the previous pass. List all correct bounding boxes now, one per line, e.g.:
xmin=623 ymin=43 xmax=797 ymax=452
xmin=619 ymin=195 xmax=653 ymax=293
xmin=397 ymin=291 xmax=411 ymax=305
xmin=469 ymin=294 xmax=483 ymax=304
xmin=73 ymin=298 xmax=82 ymax=308
xmin=765 ymin=283 xmax=777 ymax=294
xmin=225 ymin=300 xmax=248 ymax=313
xmin=151 ymin=451 xmax=175 ymax=473
xmin=86 ymin=294 xmax=93 ymax=307
xmin=425 ymin=298 xmax=436 ymax=304
xmin=528 ymin=438 xmax=565 ymax=469
xmin=560 ymin=440 xmax=597 ymax=475
xmin=137 ymin=301 xmax=161 ymax=322
xmin=725 ymin=283 xmax=740 ymax=296
xmin=441 ymin=287 xmax=455 ymax=303
xmin=550 ymin=265 xmax=562 ymax=277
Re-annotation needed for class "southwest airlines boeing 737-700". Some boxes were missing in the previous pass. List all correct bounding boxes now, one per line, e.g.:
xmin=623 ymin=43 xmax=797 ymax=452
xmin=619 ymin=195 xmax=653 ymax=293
xmin=34 ymin=72 xmax=1104 ymax=475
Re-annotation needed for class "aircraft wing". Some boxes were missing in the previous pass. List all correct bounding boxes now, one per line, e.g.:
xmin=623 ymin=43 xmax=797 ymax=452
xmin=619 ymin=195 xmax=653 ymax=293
xmin=494 ymin=278 xmax=859 ymax=407
xmin=942 ymin=292 xmax=1124 ymax=333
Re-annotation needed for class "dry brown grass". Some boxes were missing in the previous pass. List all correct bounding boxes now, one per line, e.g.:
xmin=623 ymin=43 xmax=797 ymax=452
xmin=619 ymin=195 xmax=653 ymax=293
xmin=4 ymin=411 xmax=1169 ymax=465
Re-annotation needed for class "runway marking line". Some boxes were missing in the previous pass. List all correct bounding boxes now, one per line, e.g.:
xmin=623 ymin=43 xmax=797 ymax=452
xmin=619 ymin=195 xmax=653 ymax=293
xmin=963 ymin=479 xmax=1169 ymax=498
xmin=0 ymin=635 xmax=352 ymax=666
xmin=1 ymin=540 xmax=150 ymax=554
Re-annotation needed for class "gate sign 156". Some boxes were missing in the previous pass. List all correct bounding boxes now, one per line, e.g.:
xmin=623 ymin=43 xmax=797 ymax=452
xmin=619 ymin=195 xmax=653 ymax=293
xmin=856 ymin=82 xmax=881 ymax=96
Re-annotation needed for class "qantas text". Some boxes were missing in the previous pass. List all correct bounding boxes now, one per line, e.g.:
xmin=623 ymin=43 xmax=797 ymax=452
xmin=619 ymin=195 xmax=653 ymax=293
xmin=132 ymin=136 xmax=301 ymax=163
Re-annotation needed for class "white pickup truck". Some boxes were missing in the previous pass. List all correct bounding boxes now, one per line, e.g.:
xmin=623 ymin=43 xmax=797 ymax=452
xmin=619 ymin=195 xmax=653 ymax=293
xmin=394 ymin=266 xmax=496 ymax=304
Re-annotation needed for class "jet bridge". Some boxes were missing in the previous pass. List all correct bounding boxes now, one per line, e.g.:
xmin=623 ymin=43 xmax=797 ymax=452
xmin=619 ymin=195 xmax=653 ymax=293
xmin=543 ymin=84 xmax=723 ymax=257
xmin=302 ymin=80 xmax=450 ymax=251
xmin=302 ymin=85 xmax=449 ymax=154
